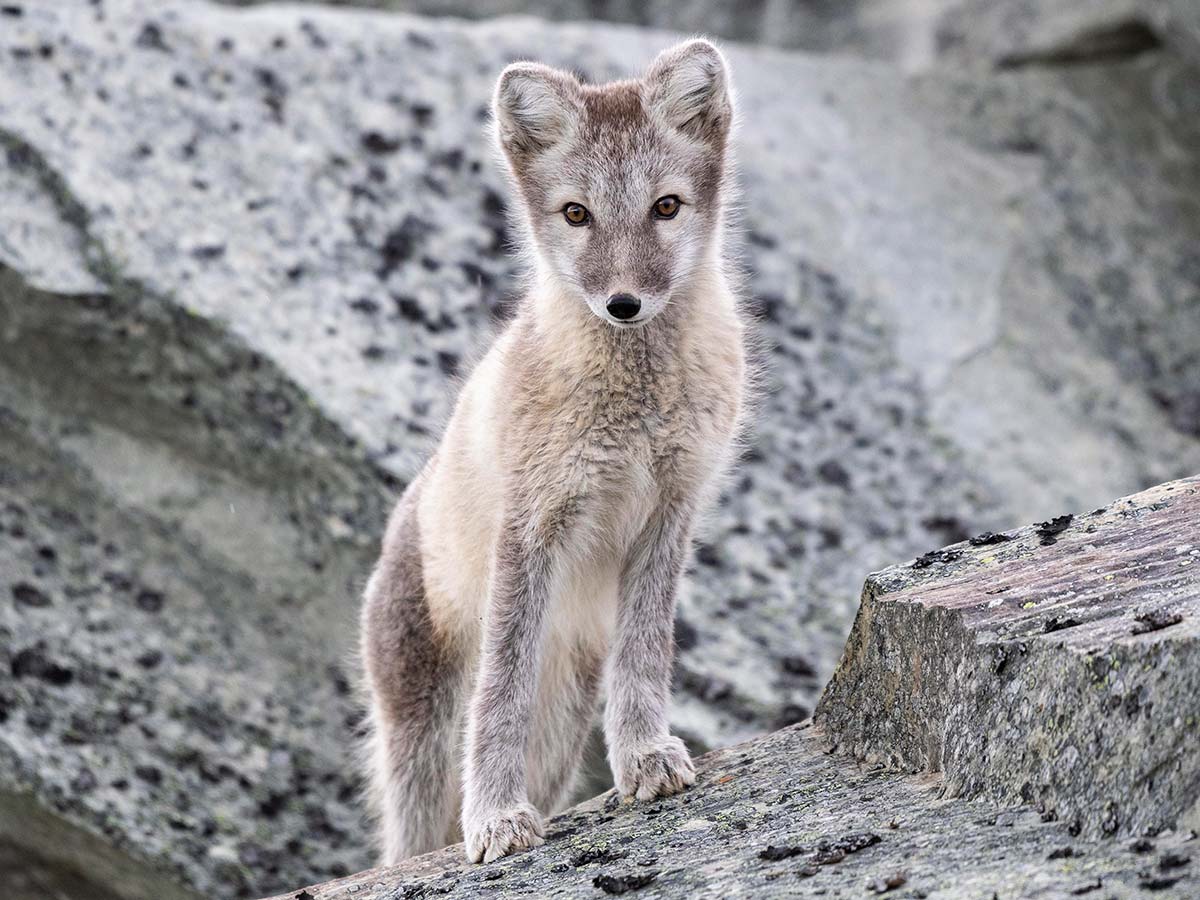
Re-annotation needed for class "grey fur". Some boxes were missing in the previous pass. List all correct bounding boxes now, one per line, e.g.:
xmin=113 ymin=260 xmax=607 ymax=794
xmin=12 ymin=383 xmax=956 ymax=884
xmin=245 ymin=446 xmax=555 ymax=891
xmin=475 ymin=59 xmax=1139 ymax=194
xmin=360 ymin=467 xmax=468 ymax=861
xmin=606 ymin=498 xmax=699 ymax=799
xmin=360 ymin=38 xmax=746 ymax=866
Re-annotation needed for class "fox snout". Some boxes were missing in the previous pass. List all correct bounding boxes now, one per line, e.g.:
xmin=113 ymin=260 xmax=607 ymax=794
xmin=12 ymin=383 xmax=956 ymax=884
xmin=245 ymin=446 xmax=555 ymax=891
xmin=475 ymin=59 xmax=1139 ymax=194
xmin=605 ymin=293 xmax=642 ymax=321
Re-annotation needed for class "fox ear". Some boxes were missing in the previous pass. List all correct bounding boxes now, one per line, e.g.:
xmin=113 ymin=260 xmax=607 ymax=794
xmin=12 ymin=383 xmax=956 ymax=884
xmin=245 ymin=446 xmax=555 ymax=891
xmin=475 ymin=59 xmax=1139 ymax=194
xmin=494 ymin=63 xmax=582 ymax=157
xmin=645 ymin=39 xmax=732 ymax=145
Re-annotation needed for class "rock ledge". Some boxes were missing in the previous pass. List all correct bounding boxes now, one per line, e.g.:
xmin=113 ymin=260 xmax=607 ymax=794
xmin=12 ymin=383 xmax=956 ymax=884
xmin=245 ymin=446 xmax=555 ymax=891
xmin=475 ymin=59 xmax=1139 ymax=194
xmin=817 ymin=475 xmax=1200 ymax=839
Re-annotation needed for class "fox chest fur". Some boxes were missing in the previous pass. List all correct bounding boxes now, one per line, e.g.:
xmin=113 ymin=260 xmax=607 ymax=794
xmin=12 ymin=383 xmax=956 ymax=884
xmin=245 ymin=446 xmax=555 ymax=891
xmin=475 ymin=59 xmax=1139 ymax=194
xmin=418 ymin=300 xmax=743 ymax=653
xmin=509 ymin=315 xmax=741 ymax=549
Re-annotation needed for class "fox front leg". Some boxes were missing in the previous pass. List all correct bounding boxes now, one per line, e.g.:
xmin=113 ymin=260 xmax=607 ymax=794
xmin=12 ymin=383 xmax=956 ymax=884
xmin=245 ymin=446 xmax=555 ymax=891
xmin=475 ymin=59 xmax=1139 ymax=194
xmin=605 ymin=502 xmax=697 ymax=801
xmin=461 ymin=521 xmax=552 ymax=863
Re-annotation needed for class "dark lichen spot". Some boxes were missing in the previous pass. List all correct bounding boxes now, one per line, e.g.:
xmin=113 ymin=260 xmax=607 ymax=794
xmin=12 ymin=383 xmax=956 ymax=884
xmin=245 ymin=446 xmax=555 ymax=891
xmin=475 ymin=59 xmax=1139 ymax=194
xmin=781 ymin=655 xmax=817 ymax=678
xmin=969 ymin=531 xmax=1012 ymax=546
xmin=1043 ymin=617 xmax=1082 ymax=634
xmin=26 ymin=707 xmax=52 ymax=733
xmin=816 ymin=459 xmax=851 ymax=489
xmin=407 ymin=30 xmax=435 ymax=50
xmin=254 ymin=66 xmax=288 ymax=123
xmin=460 ymin=261 xmax=494 ymax=290
xmin=1001 ymin=136 xmax=1043 ymax=155
xmin=136 ymin=22 xmax=169 ymax=52
xmin=1035 ymin=514 xmax=1073 ymax=545
xmin=12 ymin=582 xmax=50 ymax=607
xmin=70 ymin=768 xmax=97 ymax=794
xmin=362 ymin=131 xmax=402 ymax=155
xmin=772 ymin=703 xmax=810 ymax=730
xmin=673 ymin=617 xmax=699 ymax=651
xmin=678 ymin=669 xmax=732 ymax=703
xmin=1139 ymin=874 xmax=1182 ymax=891
xmin=134 ymin=765 xmax=162 ymax=785
xmin=378 ymin=217 xmax=432 ymax=279
xmin=922 ymin=515 xmax=971 ymax=544
xmin=411 ymin=104 xmax=434 ymax=127
xmin=192 ymin=243 xmax=226 ymax=261
xmin=759 ymin=844 xmax=805 ymax=861
xmin=812 ymin=832 xmax=881 ymax=864
xmin=593 ymin=871 xmax=657 ymax=894
xmin=1132 ymin=609 xmax=1183 ymax=635
xmin=393 ymin=295 xmax=424 ymax=323
xmin=299 ymin=20 xmax=329 ymax=49
xmin=433 ymin=148 xmax=464 ymax=170
xmin=571 ymin=846 xmax=628 ymax=867
xmin=136 ymin=589 xmax=165 ymax=613
xmin=11 ymin=647 xmax=73 ymax=685
xmin=911 ymin=548 xmax=963 ymax=569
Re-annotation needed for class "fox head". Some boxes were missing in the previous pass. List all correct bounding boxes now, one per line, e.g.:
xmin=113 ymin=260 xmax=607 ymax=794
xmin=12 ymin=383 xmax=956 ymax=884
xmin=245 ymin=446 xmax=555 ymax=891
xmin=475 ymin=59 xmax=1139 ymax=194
xmin=493 ymin=40 xmax=734 ymax=328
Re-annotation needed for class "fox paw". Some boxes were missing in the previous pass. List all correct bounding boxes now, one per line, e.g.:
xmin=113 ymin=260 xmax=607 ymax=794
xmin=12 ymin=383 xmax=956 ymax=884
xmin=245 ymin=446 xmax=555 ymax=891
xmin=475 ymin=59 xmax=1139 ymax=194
xmin=464 ymin=802 xmax=545 ymax=864
xmin=613 ymin=735 xmax=696 ymax=801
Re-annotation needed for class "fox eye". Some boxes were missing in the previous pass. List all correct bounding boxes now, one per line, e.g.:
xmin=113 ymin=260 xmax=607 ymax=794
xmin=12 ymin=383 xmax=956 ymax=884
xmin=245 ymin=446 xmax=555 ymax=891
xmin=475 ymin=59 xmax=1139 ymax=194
xmin=563 ymin=203 xmax=590 ymax=226
xmin=652 ymin=195 xmax=680 ymax=220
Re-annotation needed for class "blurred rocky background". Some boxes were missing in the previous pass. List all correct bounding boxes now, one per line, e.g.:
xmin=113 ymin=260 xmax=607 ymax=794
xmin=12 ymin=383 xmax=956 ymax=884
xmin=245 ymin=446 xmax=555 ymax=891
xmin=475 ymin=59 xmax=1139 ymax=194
xmin=0 ymin=0 xmax=1197 ymax=897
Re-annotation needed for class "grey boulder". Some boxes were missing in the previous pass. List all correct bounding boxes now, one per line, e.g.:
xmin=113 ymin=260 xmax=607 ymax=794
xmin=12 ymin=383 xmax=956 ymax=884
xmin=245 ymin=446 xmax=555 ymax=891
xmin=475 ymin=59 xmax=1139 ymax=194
xmin=1 ymin=0 xmax=1199 ymax=897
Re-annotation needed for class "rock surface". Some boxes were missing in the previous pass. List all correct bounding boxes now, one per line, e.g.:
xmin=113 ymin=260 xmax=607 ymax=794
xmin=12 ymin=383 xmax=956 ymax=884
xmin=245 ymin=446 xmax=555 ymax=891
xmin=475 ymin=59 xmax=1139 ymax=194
xmin=265 ymin=725 xmax=1200 ymax=900
xmin=224 ymin=0 xmax=1200 ymax=72
xmin=817 ymin=476 xmax=1200 ymax=839
xmin=0 ymin=282 xmax=388 ymax=897
xmin=2 ymin=0 xmax=1200 ymax=897
xmin=221 ymin=0 xmax=960 ymax=69
xmin=936 ymin=0 xmax=1199 ymax=69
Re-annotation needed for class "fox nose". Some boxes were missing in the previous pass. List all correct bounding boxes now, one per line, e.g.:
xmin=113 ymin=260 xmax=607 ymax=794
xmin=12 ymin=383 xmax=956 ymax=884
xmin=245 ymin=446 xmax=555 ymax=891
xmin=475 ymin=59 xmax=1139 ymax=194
xmin=606 ymin=293 xmax=641 ymax=321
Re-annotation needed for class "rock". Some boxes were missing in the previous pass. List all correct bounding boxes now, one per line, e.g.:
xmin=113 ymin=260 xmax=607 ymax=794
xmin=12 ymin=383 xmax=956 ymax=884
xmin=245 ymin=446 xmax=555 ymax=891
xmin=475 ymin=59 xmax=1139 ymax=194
xmin=0 ymin=397 xmax=384 ymax=898
xmin=225 ymin=0 xmax=1200 ymax=72
xmin=2 ymin=1 xmax=1200 ymax=897
xmin=817 ymin=475 xmax=1200 ymax=838
xmin=224 ymin=0 xmax=961 ymax=68
xmin=935 ymin=0 xmax=1200 ymax=68
xmin=260 ymin=719 xmax=1200 ymax=899
xmin=0 ymin=788 xmax=198 ymax=900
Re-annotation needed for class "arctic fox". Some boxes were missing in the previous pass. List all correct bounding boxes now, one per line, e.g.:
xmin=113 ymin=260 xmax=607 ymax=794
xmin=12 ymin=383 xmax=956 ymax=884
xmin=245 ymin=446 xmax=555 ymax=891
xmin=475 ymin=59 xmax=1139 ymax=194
xmin=360 ymin=38 xmax=747 ymax=865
